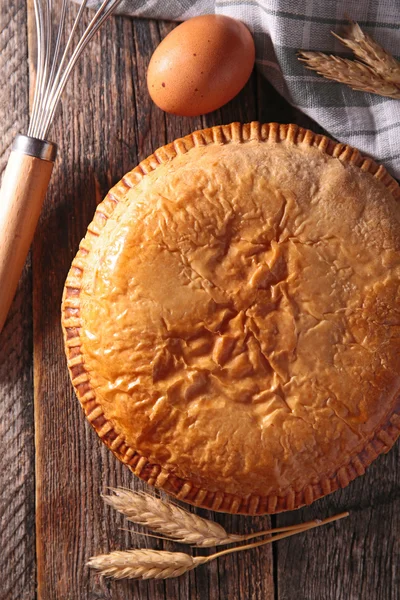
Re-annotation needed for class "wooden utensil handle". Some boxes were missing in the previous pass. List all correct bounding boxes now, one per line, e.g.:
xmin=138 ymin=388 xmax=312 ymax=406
xmin=0 ymin=136 xmax=57 ymax=333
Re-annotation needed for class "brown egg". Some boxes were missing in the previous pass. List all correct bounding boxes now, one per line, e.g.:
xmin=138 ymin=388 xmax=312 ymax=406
xmin=147 ymin=15 xmax=255 ymax=117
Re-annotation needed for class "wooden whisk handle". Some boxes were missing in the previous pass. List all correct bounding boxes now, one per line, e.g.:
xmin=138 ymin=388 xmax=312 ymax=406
xmin=0 ymin=135 xmax=57 ymax=333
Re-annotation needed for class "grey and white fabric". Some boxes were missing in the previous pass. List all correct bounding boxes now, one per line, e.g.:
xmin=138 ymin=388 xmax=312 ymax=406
xmin=82 ymin=1 xmax=400 ymax=178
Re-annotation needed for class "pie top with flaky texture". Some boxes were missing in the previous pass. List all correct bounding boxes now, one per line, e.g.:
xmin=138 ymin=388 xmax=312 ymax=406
xmin=62 ymin=123 xmax=400 ymax=514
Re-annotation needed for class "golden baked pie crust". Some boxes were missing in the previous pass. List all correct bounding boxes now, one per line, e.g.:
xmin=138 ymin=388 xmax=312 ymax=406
xmin=62 ymin=122 xmax=400 ymax=514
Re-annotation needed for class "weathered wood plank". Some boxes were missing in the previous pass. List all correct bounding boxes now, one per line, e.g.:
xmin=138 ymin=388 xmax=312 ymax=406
xmin=31 ymin=12 xmax=275 ymax=599
xmin=31 ymin=9 xmax=140 ymax=600
xmin=257 ymin=68 xmax=400 ymax=600
xmin=275 ymin=445 xmax=400 ymax=600
xmin=31 ymin=13 xmax=181 ymax=600
xmin=29 ymin=6 xmax=399 ymax=600
xmin=0 ymin=3 xmax=36 ymax=600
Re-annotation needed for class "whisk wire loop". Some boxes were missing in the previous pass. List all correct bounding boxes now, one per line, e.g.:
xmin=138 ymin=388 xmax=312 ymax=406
xmin=38 ymin=0 xmax=89 ymax=138
xmin=0 ymin=0 xmax=123 ymax=335
xmin=46 ymin=0 xmax=68 ymax=98
xmin=29 ymin=0 xmax=45 ymax=137
xmin=27 ymin=0 xmax=123 ymax=140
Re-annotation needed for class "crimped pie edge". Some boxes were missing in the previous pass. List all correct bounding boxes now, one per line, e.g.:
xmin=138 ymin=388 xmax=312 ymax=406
xmin=61 ymin=122 xmax=400 ymax=515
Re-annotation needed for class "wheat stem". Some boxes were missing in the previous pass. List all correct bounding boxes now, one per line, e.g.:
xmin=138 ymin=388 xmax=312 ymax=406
xmin=126 ymin=519 xmax=324 ymax=543
xmin=87 ymin=549 xmax=207 ymax=580
xmin=103 ymin=488 xmax=242 ymax=547
xmin=298 ymin=21 xmax=400 ymax=98
xmin=332 ymin=21 xmax=400 ymax=85
xmin=88 ymin=511 xmax=349 ymax=580
xmin=299 ymin=52 xmax=400 ymax=99
xmin=206 ymin=511 xmax=349 ymax=561
xmin=103 ymin=488 xmax=322 ymax=547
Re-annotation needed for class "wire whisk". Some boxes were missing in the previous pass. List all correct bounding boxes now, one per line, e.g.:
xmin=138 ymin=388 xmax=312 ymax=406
xmin=0 ymin=0 xmax=122 ymax=333
xmin=29 ymin=0 xmax=123 ymax=140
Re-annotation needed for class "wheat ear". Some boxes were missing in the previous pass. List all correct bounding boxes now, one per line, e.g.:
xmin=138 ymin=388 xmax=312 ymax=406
xmin=88 ymin=511 xmax=349 ymax=580
xmin=103 ymin=488 xmax=317 ymax=547
xmin=299 ymin=52 xmax=400 ymax=99
xmin=333 ymin=21 xmax=400 ymax=85
xmin=87 ymin=549 xmax=208 ymax=580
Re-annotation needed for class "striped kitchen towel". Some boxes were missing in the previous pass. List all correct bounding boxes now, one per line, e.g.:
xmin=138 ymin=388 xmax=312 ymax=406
xmin=82 ymin=0 xmax=400 ymax=178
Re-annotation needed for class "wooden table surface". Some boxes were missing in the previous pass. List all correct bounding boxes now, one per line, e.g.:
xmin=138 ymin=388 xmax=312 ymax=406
xmin=1 ymin=4 xmax=399 ymax=600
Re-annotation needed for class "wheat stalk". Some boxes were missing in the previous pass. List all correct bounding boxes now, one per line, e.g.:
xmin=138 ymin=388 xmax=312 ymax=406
xmin=103 ymin=488 xmax=242 ymax=547
xmin=333 ymin=21 xmax=400 ymax=85
xmin=88 ymin=511 xmax=349 ymax=580
xmin=87 ymin=549 xmax=208 ymax=580
xmin=298 ymin=21 xmax=400 ymax=98
xmin=103 ymin=488 xmax=317 ymax=547
xmin=299 ymin=52 xmax=400 ymax=99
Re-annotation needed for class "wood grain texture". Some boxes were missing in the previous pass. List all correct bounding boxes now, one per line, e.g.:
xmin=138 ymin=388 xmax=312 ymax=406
xmin=31 ymin=12 xmax=274 ymax=600
xmin=254 ymin=70 xmax=400 ymax=600
xmin=4 ymin=5 xmax=395 ymax=600
xmin=275 ymin=447 xmax=400 ymax=600
xmin=0 ymin=3 xmax=36 ymax=600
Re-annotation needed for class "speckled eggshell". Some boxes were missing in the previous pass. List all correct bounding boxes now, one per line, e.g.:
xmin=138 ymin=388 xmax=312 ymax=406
xmin=147 ymin=15 xmax=255 ymax=116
